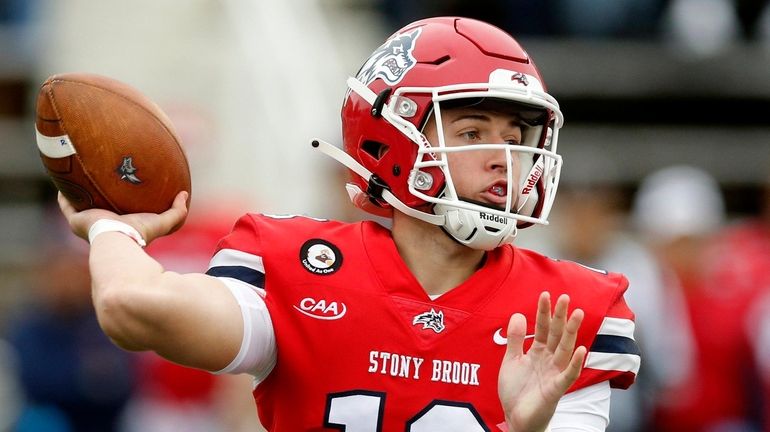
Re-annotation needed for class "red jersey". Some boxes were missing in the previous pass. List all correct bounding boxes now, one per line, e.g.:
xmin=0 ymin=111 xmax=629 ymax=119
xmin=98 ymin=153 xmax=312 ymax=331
xmin=208 ymin=214 xmax=639 ymax=431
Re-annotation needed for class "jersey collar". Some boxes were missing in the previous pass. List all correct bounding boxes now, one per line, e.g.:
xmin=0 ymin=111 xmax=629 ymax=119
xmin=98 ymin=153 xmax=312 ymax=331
xmin=361 ymin=221 xmax=514 ymax=310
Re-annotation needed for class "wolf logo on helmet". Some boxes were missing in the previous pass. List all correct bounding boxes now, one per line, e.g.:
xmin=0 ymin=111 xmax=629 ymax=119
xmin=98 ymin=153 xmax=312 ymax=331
xmin=356 ymin=28 xmax=421 ymax=86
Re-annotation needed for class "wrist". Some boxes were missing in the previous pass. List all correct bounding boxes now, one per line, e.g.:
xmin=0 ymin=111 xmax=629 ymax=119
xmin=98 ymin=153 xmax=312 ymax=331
xmin=497 ymin=422 xmax=551 ymax=432
xmin=88 ymin=219 xmax=147 ymax=247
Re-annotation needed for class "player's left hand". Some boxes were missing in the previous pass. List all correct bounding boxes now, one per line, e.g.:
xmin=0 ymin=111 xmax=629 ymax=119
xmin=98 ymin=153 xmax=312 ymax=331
xmin=498 ymin=292 xmax=586 ymax=432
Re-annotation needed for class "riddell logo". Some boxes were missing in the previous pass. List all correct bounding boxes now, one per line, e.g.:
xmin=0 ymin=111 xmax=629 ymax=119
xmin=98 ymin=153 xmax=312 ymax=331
xmin=479 ymin=213 xmax=507 ymax=224
xmin=521 ymin=165 xmax=544 ymax=194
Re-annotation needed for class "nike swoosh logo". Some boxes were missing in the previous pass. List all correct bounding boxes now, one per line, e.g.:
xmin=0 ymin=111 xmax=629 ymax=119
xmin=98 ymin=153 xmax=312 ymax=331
xmin=493 ymin=328 xmax=535 ymax=345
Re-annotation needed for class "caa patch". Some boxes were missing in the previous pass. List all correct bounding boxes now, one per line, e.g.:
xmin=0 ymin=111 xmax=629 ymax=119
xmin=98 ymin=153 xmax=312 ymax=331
xmin=300 ymin=239 xmax=343 ymax=275
xmin=294 ymin=297 xmax=347 ymax=320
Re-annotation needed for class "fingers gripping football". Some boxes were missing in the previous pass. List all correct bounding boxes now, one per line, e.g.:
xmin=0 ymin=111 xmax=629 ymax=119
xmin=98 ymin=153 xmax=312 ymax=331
xmin=58 ymin=190 xmax=189 ymax=244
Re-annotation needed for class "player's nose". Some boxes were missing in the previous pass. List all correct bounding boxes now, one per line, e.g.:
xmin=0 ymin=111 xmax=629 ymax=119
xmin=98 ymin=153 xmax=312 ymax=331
xmin=485 ymin=136 xmax=513 ymax=173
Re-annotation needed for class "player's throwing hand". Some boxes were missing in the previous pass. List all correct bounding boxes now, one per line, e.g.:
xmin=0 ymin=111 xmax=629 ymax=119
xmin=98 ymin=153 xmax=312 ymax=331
xmin=58 ymin=190 xmax=189 ymax=245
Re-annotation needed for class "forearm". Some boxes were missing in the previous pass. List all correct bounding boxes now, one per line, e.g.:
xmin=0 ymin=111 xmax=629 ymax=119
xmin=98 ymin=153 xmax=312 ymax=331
xmin=87 ymin=230 xmax=244 ymax=371
xmin=498 ymin=419 xmax=550 ymax=432
xmin=499 ymin=381 xmax=610 ymax=432
xmin=57 ymin=194 xmax=241 ymax=370
xmin=497 ymin=423 xmax=547 ymax=432
xmin=89 ymin=231 xmax=170 ymax=351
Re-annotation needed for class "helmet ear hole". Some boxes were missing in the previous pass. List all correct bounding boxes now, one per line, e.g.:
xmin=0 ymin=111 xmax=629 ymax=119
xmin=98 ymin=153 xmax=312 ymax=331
xmin=361 ymin=140 xmax=389 ymax=161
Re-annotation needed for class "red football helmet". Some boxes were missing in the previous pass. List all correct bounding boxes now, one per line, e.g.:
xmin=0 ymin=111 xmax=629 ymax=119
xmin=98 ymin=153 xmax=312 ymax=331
xmin=314 ymin=17 xmax=564 ymax=250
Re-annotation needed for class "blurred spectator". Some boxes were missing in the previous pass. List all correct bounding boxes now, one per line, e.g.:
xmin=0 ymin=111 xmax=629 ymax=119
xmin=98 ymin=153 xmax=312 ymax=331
xmin=377 ymin=0 xmax=668 ymax=38
xmin=553 ymin=0 xmax=668 ymax=38
xmin=0 ymin=339 xmax=22 ymax=431
xmin=6 ymin=221 xmax=136 ymax=432
xmin=520 ymin=183 xmax=674 ymax=431
xmin=378 ymin=0 xmax=557 ymax=36
xmin=378 ymin=0 xmax=769 ymax=41
xmin=632 ymin=165 xmax=761 ymax=431
xmin=710 ymin=167 xmax=770 ymax=431
xmin=734 ymin=0 xmax=770 ymax=40
xmin=661 ymin=0 xmax=770 ymax=54
xmin=0 ymin=0 xmax=32 ymax=23
xmin=663 ymin=0 xmax=741 ymax=57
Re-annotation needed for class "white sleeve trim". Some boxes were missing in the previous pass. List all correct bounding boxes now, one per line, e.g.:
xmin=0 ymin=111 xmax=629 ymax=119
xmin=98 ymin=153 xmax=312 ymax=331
xmin=585 ymin=352 xmax=641 ymax=373
xmin=597 ymin=317 xmax=635 ymax=339
xmin=549 ymin=382 xmax=611 ymax=432
xmin=210 ymin=248 xmax=265 ymax=272
xmin=213 ymin=278 xmax=276 ymax=383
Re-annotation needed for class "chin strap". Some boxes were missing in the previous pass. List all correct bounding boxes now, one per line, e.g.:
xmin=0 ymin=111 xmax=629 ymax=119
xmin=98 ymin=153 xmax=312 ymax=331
xmin=311 ymin=139 xmax=445 ymax=225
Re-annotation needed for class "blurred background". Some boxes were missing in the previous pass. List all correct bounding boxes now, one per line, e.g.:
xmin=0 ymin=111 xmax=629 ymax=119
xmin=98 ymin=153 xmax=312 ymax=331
xmin=1 ymin=0 xmax=769 ymax=431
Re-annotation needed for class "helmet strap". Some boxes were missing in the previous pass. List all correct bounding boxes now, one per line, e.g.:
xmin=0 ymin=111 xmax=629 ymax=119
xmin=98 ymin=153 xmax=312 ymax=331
xmin=311 ymin=138 xmax=445 ymax=225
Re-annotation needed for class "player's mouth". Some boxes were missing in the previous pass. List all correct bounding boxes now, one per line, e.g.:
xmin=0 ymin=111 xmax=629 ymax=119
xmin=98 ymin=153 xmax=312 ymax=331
xmin=480 ymin=181 xmax=510 ymax=206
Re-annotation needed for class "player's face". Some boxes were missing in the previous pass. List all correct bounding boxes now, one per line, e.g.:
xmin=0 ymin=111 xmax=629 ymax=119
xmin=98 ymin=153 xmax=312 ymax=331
xmin=423 ymin=107 xmax=523 ymax=209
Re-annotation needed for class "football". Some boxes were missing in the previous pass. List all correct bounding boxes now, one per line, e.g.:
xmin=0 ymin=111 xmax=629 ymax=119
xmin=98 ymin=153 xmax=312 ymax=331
xmin=35 ymin=72 xmax=191 ymax=214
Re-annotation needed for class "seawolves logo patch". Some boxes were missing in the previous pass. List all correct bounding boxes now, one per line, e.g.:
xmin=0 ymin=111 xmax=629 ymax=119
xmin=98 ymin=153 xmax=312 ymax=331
xmin=413 ymin=308 xmax=445 ymax=333
xmin=300 ymin=239 xmax=343 ymax=275
xmin=356 ymin=27 xmax=421 ymax=86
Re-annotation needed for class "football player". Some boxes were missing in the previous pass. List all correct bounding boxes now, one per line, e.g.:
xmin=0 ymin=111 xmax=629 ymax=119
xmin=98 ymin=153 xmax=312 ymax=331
xmin=58 ymin=17 xmax=639 ymax=431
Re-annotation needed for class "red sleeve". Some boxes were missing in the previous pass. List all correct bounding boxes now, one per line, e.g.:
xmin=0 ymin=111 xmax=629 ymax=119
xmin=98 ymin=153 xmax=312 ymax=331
xmin=205 ymin=213 xmax=267 ymax=290
xmin=574 ymin=275 xmax=640 ymax=390
xmin=215 ymin=213 xmax=263 ymax=255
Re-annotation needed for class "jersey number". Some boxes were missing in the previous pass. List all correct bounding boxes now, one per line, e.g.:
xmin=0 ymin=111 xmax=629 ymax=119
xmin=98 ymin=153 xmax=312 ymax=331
xmin=324 ymin=390 xmax=490 ymax=431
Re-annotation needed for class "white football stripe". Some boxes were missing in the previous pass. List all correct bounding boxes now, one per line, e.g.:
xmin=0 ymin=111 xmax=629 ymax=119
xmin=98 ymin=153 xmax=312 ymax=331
xmin=585 ymin=351 xmax=641 ymax=374
xmin=36 ymin=128 xmax=76 ymax=158
xmin=209 ymin=248 xmax=265 ymax=273
xmin=597 ymin=317 xmax=636 ymax=339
